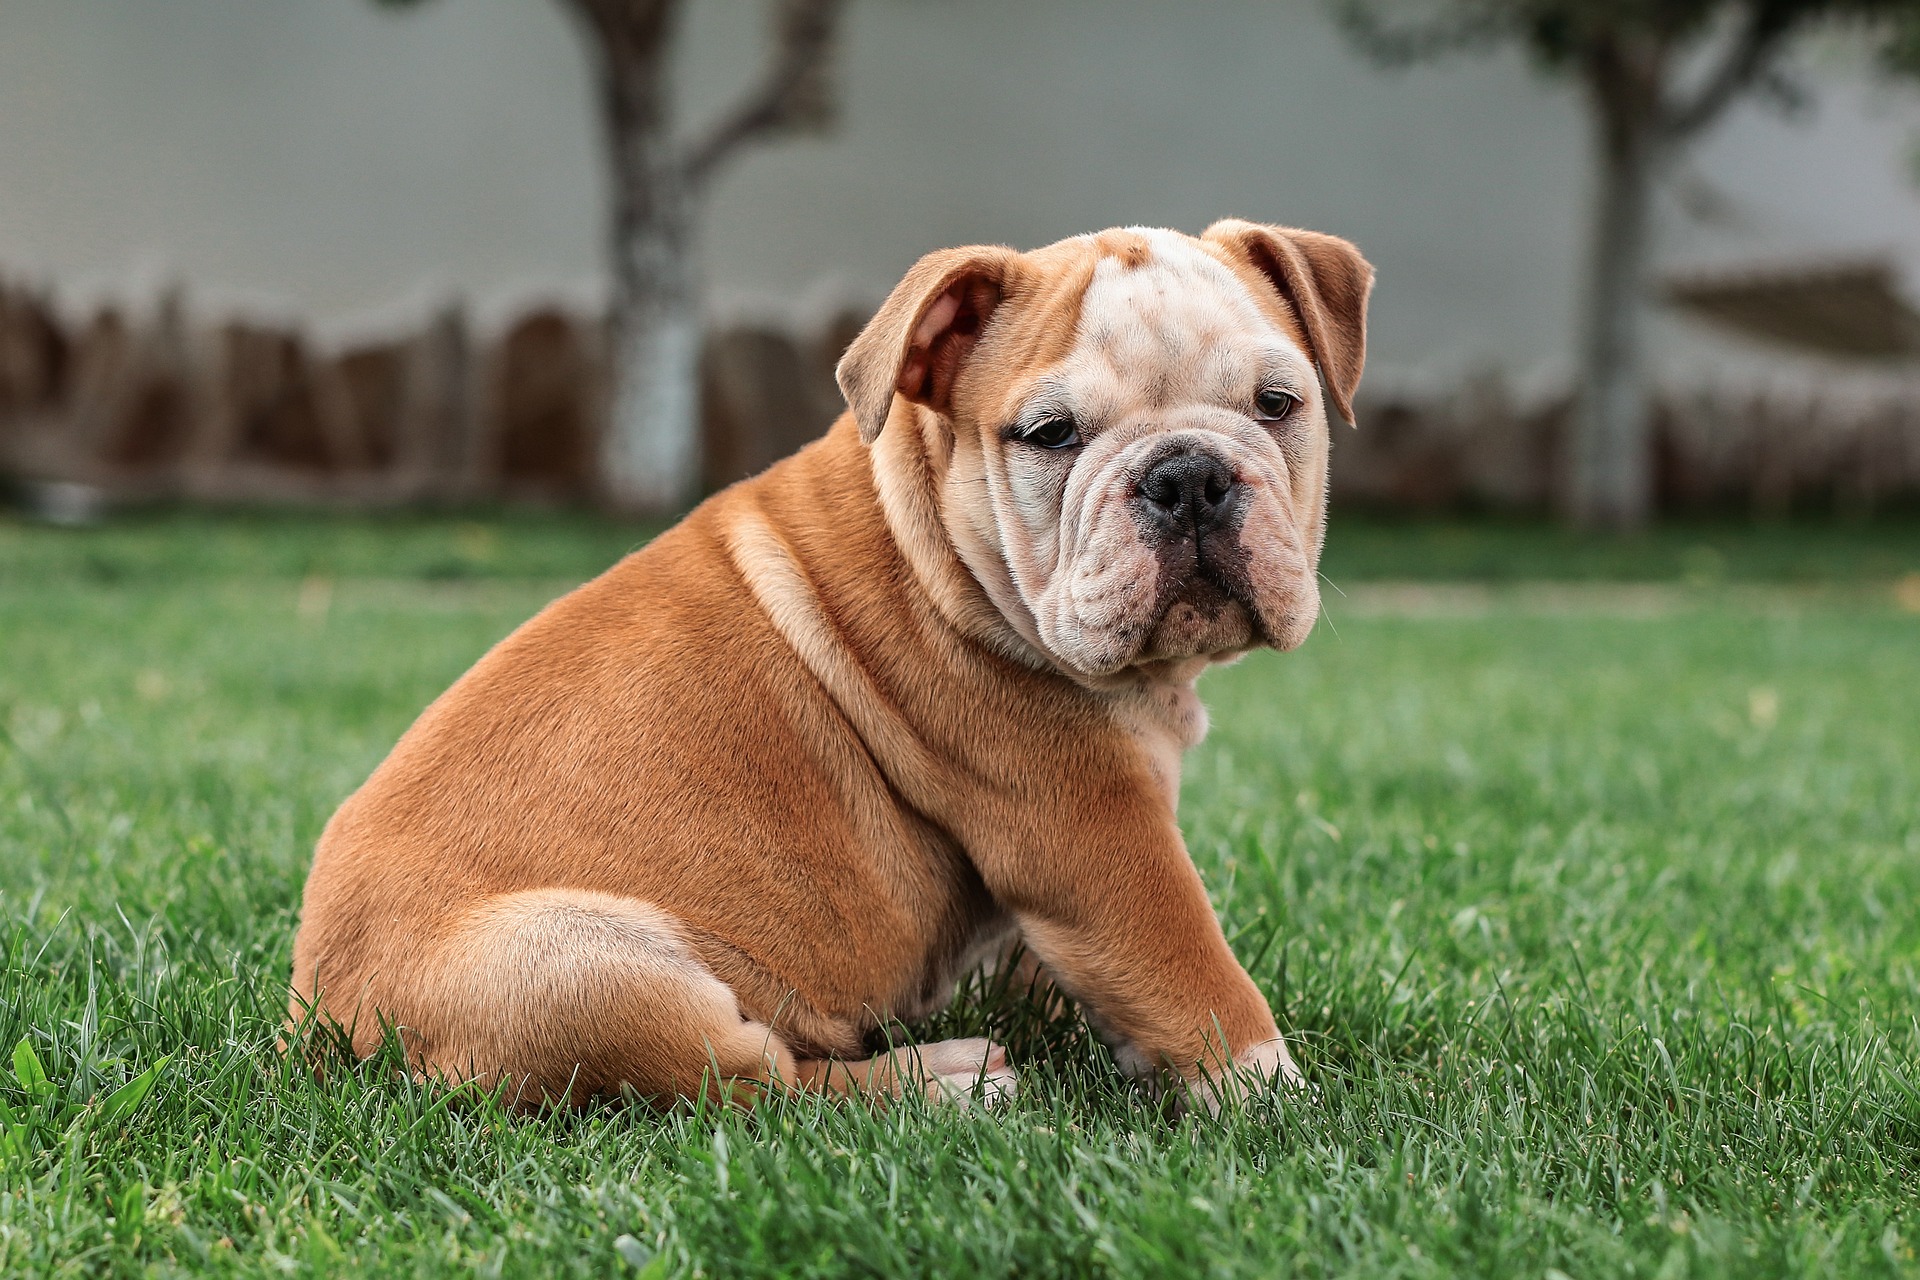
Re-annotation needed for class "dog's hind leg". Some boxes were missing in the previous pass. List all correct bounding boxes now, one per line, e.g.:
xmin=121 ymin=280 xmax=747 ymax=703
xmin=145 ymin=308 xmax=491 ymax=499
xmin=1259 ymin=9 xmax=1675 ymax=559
xmin=410 ymin=888 xmax=1012 ymax=1108
xmin=792 ymin=1038 xmax=1017 ymax=1108
xmin=409 ymin=888 xmax=801 ymax=1107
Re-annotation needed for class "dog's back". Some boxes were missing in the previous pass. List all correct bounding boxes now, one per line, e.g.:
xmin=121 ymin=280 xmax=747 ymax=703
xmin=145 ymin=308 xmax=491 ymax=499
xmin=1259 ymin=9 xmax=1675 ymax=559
xmin=290 ymin=424 xmax=1021 ymax=1102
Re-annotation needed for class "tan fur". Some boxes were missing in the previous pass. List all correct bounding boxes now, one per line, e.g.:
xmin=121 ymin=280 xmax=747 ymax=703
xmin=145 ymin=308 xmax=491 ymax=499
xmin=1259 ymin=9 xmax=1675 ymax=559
xmin=289 ymin=223 xmax=1372 ymax=1109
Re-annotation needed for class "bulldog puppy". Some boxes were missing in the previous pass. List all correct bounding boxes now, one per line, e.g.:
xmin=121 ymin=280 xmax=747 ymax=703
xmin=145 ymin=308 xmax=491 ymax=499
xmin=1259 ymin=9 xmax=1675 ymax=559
xmin=289 ymin=221 xmax=1372 ymax=1110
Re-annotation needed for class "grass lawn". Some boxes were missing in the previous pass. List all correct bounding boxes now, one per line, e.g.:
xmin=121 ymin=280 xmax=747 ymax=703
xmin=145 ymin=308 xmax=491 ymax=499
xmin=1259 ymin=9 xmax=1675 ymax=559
xmin=1 ymin=509 xmax=1918 ymax=1278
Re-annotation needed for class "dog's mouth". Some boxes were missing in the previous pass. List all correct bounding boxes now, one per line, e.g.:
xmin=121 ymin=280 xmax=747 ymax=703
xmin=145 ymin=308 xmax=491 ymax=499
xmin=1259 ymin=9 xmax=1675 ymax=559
xmin=1138 ymin=533 xmax=1263 ymax=660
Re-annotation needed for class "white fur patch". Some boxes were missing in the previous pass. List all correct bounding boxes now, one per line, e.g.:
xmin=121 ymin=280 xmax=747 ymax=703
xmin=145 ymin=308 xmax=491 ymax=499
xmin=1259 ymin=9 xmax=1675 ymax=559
xmin=1190 ymin=1035 xmax=1305 ymax=1116
xmin=1065 ymin=228 xmax=1309 ymax=413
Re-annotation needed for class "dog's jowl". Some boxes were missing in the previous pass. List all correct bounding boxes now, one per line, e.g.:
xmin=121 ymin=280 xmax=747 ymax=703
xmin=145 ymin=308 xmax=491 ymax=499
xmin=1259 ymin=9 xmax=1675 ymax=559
xmin=289 ymin=222 xmax=1373 ymax=1109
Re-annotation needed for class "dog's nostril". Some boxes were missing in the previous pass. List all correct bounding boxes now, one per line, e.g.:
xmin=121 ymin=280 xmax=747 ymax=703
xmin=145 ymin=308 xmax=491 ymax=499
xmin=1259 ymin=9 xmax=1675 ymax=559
xmin=1140 ymin=472 xmax=1181 ymax=510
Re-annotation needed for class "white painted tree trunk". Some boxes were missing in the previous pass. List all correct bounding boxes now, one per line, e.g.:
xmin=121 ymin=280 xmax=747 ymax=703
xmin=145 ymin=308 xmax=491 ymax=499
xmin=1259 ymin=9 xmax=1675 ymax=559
xmin=563 ymin=0 xmax=845 ymax=514
xmin=601 ymin=216 xmax=702 ymax=514
xmin=1568 ymin=108 xmax=1661 ymax=532
xmin=582 ymin=1 xmax=706 ymax=518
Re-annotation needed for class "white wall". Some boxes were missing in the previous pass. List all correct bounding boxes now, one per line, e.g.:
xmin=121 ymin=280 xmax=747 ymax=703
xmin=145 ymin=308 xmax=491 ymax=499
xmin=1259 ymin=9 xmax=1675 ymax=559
xmin=1 ymin=0 xmax=1916 ymax=376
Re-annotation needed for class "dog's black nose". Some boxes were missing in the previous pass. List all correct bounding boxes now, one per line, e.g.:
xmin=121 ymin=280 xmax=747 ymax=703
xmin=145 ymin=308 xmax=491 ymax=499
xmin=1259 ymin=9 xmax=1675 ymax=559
xmin=1136 ymin=451 xmax=1238 ymax=533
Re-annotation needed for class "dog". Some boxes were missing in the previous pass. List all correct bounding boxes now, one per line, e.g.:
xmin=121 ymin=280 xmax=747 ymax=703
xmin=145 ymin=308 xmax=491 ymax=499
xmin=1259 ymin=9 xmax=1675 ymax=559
xmin=289 ymin=221 xmax=1372 ymax=1109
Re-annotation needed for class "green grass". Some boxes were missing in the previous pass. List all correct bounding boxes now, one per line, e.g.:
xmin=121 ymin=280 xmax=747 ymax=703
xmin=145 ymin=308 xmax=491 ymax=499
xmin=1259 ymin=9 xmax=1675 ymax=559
xmin=1 ymin=509 xmax=1918 ymax=1278
xmin=2 ymin=506 xmax=1914 ymax=586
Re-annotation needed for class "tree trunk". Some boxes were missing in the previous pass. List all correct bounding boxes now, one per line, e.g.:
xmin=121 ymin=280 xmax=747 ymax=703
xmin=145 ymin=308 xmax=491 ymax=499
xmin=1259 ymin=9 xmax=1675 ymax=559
xmin=603 ymin=198 xmax=702 ymax=515
xmin=565 ymin=0 xmax=844 ymax=514
xmin=1567 ymin=66 xmax=1664 ymax=532
xmin=587 ymin=7 xmax=705 ymax=517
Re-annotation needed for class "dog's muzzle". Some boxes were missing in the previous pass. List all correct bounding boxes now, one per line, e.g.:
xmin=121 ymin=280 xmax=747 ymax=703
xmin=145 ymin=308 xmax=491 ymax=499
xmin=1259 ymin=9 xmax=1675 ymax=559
xmin=1131 ymin=447 xmax=1253 ymax=602
xmin=1126 ymin=443 xmax=1263 ymax=659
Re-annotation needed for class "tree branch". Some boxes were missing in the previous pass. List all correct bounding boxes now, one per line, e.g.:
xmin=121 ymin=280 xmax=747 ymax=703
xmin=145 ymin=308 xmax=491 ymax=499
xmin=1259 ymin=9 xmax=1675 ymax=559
xmin=1660 ymin=6 xmax=1791 ymax=139
xmin=562 ymin=0 xmax=678 ymax=58
xmin=681 ymin=0 xmax=847 ymax=191
xmin=1329 ymin=0 xmax=1517 ymax=69
xmin=1877 ymin=6 xmax=1920 ymax=80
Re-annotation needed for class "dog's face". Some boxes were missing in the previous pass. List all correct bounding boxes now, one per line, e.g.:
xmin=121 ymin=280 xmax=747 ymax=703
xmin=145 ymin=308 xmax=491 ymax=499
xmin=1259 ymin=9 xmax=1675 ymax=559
xmin=839 ymin=223 xmax=1372 ymax=680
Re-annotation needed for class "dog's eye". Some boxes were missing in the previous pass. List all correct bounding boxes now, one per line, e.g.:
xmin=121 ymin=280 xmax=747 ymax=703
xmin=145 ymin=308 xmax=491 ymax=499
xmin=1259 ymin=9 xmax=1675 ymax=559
xmin=1015 ymin=415 xmax=1081 ymax=450
xmin=1254 ymin=387 xmax=1300 ymax=422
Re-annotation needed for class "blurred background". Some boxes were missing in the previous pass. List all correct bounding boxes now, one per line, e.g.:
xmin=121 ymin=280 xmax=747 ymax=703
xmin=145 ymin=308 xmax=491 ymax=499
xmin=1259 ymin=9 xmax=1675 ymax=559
xmin=8 ymin=10 xmax=1920 ymax=1271
xmin=1 ymin=0 xmax=1918 ymax=525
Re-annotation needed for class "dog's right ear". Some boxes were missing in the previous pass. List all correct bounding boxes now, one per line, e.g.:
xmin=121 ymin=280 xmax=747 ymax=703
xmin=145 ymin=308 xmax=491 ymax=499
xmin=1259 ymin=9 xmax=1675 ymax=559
xmin=1203 ymin=220 xmax=1373 ymax=428
xmin=836 ymin=245 xmax=1018 ymax=443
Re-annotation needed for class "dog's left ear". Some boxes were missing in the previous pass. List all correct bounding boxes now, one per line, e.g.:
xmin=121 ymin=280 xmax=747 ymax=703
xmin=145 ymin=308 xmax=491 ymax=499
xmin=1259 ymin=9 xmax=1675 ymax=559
xmin=837 ymin=244 xmax=1019 ymax=443
xmin=1203 ymin=220 xmax=1373 ymax=427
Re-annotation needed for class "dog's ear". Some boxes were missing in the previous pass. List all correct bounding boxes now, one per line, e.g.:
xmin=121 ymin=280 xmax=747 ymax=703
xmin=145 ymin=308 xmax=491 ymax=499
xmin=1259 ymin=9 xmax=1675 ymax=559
xmin=1203 ymin=220 xmax=1373 ymax=427
xmin=836 ymin=245 xmax=1019 ymax=443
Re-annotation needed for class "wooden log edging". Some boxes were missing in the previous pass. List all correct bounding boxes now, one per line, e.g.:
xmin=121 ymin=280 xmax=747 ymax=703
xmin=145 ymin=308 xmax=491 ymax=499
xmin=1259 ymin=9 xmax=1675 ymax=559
xmin=5 ymin=274 xmax=1920 ymax=517
xmin=1336 ymin=370 xmax=1920 ymax=517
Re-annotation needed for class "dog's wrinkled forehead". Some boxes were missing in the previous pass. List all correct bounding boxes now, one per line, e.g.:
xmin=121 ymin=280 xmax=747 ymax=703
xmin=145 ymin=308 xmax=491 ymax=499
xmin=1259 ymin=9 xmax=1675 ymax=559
xmin=1059 ymin=228 xmax=1305 ymax=406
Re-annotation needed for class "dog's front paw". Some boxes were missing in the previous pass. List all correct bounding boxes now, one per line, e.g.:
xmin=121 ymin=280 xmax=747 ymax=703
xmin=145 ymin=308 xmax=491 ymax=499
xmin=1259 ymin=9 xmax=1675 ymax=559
xmin=913 ymin=1037 xmax=1018 ymax=1109
xmin=1189 ymin=1037 xmax=1302 ymax=1115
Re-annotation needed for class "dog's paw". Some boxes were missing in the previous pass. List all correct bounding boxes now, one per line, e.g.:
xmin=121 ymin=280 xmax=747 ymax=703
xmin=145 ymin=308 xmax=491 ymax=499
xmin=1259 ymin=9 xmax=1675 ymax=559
xmin=912 ymin=1037 xmax=1018 ymax=1109
xmin=1189 ymin=1037 xmax=1302 ymax=1116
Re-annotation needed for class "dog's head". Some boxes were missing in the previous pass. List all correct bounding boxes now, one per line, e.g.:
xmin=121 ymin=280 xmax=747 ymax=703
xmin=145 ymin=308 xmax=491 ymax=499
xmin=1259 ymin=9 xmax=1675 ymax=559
xmin=838 ymin=223 xmax=1372 ymax=680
